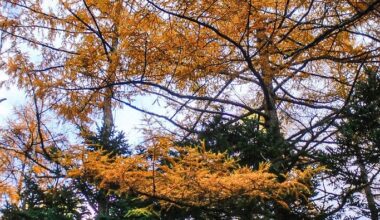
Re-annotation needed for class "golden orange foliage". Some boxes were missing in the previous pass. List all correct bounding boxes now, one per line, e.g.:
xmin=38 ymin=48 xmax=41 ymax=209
xmin=68 ymin=137 xmax=319 ymax=209
xmin=0 ymin=104 xmax=67 ymax=203
xmin=1 ymin=0 xmax=374 ymax=129
xmin=0 ymin=151 xmax=19 ymax=203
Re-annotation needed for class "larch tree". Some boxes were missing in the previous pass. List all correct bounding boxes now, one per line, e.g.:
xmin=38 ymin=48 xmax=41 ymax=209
xmin=0 ymin=0 xmax=380 ymax=219
xmin=1 ymin=0 xmax=379 ymax=140
xmin=0 ymin=102 xmax=70 ymax=212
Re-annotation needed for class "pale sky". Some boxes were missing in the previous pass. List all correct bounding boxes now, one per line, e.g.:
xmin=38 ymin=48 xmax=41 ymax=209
xmin=0 ymin=72 xmax=25 ymax=122
xmin=0 ymin=71 xmax=147 ymax=146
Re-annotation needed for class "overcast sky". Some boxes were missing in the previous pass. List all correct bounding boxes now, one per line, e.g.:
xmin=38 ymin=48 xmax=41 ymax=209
xmin=0 ymin=70 xmax=148 ymax=146
xmin=0 ymin=72 xmax=25 ymax=122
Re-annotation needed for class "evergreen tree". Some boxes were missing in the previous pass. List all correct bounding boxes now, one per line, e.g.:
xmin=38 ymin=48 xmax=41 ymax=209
xmin=80 ymin=126 xmax=155 ymax=220
xmin=176 ymin=116 xmax=314 ymax=219
xmin=180 ymin=116 xmax=292 ymax=170
xmin=1 ymin=176 xmax=87 ymax=220
xmin=323 ymin=69 xmax=380 ymax=219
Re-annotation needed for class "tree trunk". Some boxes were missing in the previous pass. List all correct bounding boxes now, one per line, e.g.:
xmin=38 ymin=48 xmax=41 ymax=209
xmin=256 ymin=28 xmax=294 ymax=220
xmin=101 ymin=0 xmax=122 ymax=138
xmin=352 ymin=142 xmax=378 ymax=220
xmin=98 ymin=1 xmax=122 ymax=216
xmin=256 ymin=28 xmax=282 ymax=141
xmin=102 ymin=93 xmax=114 ymax=136
xmin=358 ymin=160 xmax=378 ymax=220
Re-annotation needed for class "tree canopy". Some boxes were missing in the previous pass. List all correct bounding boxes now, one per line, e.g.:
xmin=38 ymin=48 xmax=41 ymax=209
xmin=1 ymin=0 xmax=380 ymax=219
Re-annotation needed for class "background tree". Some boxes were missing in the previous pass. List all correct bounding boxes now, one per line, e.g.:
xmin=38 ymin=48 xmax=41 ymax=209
xmin=1 ymin=176 xmax=87 ymax=220
xmin=177 ymin=115 xmax=319 ymax=218
xmin=181 ymin=115 xmax=291 ymax=169
xmin=320 ymin=68 xmax=380 ymax=219
xmin=78 ymin=126 xmax=149 ymax=220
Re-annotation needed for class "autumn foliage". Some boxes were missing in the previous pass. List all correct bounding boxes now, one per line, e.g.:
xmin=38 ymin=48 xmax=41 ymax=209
xmin=68 ymin=137 xmax=317 ymax=209
xmin=1 ymin=0 xmax=380 ymax=219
